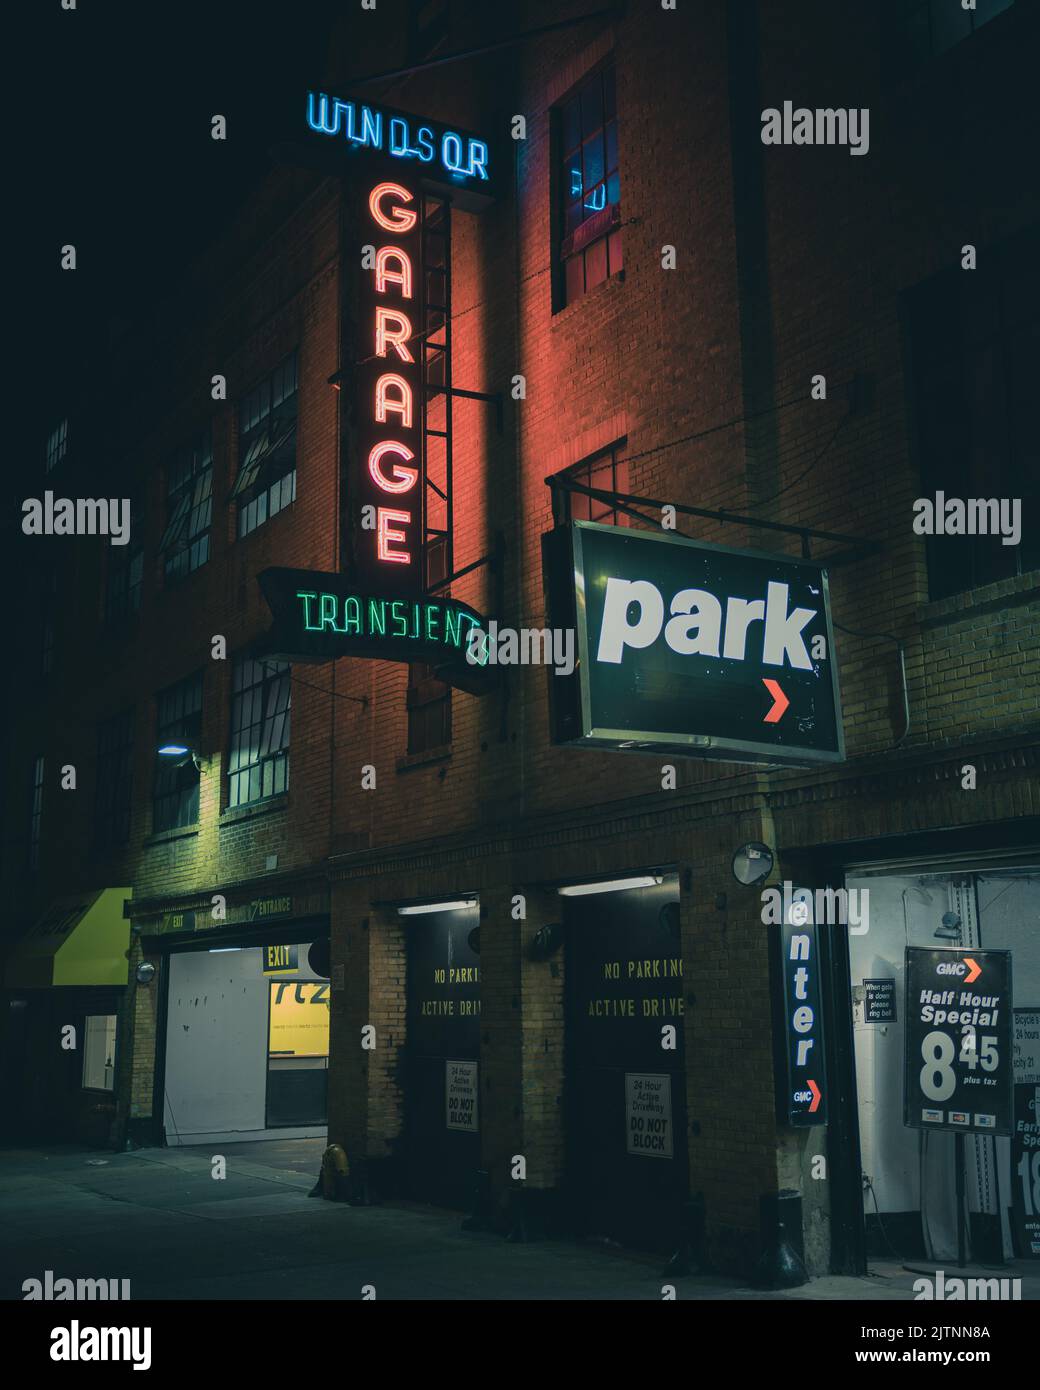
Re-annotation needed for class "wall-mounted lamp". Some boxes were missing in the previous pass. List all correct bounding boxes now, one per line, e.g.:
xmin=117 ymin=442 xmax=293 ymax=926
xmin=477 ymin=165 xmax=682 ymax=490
xmin=557 ymin=875 xmax=663 ymax=897
xmin=134 ymin=962 xmax=156 ymax=986
xmin=397 ymin=899 xmax=477 ymax=916
xmin=157 ymin=743 xmax=203 ymax=771
xmin=935 ymin=911 xmax=962 ymax=941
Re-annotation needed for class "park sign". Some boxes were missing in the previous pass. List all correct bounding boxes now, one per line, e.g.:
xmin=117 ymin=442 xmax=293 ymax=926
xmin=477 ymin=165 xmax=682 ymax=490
xmin=542 ymin=522 xmax=844 ymax=766
xmin=256 ymin=566 xmax=494 ymax=695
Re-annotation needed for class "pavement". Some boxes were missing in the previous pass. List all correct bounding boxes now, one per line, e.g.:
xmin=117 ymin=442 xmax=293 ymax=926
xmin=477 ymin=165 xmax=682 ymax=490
xmin=2 ymin=1140 xmax=1037 ymax=1301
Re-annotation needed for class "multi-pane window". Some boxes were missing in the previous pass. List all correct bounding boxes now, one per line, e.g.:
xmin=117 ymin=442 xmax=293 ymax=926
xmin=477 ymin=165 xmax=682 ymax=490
xmin=557 ymin=65 xmax=622 ymax=308
xmin=232 ymin=352 xmax=298 ymax=539
xmin=561 ymin=446 xmax=630 ymax=527
xmin=228 ymin=658 xmax=291 ymax=807
xmin=407 ymin=540 xmax=451 ymax=754
xmin=893 ymin=0 xmax=1015 ymax=72
xmin=95 ymin=710 xmax=135 ymax=849
xmin=154 ymin=673 xmax=203 ymax=832
xmin=29 ymin=756 xmax=44 ymax=871
xmin=82 ymin=1015 xmax=117 ymax=1091
xmin=46 ymin=419 xmax=68 ymax=472
xmin=104 ymin=496 xmax=144 ymax=623
xmin=907 ymin=224 xmax=1039 ymax=600
xmin=161 ymin=431 xmax=213 ymax=580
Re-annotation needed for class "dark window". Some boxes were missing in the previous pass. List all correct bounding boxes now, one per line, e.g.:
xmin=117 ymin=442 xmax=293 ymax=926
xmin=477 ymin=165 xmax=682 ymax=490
xmin=161 ymin=431 xmax=213 ymax=580
xmin=890 ymin=0 xmax=1015 ymax=73
xmin=407 ymin=0 xmax=449 ymax=59
xmin=29 ymin=755 xmax=44 ymax=871
xmin=229 ymin=658 xmax=290 ymax=807
xmin=154 ymin=673 xmax=203 ymax=832
xmin=233 ymin=352 xmax=298 ymax=539
xmin=407 ymin=539 xmax=451 ymax=753
xmin=46 ymin=419 xmax=68 ymax=472
xmin=907 ymin=225 xmax=1039 ymax=600
xmin=556 ymin=65 xmax=622 ymax=309
xmin=560 ymin=446 xmax=630 ymax=527
xmin=95 ymin=710 xmax=134 ymax=849
xmin=104 ymin=496 xmax=144 ymax=623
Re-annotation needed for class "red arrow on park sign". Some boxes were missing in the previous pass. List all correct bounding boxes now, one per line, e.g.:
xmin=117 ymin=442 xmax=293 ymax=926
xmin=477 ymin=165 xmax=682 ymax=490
xmin=762 ymin=678 xmax=789 ymax=724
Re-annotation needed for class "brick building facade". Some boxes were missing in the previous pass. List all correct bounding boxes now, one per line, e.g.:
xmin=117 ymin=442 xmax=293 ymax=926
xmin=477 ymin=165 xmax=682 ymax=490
xmin=5 ymin=1 xmax=1038 ymax=1280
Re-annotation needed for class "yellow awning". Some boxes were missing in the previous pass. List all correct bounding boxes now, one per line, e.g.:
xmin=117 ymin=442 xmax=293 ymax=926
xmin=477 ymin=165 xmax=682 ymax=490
xmin=4 ymin=888 xmax=133 ymax=988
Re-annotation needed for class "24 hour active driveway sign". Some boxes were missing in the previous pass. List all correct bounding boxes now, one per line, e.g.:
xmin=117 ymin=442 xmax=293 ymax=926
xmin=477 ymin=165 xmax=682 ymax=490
xmin=544 ymin=521 xmax=844 ymax=766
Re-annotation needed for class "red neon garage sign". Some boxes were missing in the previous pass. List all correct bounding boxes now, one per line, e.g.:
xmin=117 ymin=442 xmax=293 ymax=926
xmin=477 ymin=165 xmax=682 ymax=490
xmin=359 ymin=180 xmax=423 ymax=585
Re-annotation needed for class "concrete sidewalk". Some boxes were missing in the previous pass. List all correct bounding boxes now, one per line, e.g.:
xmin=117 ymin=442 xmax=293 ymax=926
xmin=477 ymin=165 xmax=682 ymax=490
xmin=1 ymin=1142 xmax=1036 ymax=1301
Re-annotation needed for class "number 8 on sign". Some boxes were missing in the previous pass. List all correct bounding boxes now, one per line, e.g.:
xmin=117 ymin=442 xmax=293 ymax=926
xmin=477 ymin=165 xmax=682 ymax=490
xmin=920 ymin=1030 xmax=956 ymax=1102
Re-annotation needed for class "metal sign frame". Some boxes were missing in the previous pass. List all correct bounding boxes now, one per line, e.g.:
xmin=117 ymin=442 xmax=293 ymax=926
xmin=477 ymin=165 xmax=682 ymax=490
xmin=556 ymin=520 xmax=845 ymax=767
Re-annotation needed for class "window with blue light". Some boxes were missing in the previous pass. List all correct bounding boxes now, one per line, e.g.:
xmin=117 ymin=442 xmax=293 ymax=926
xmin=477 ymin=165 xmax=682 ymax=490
xmin=233 ymin=351 xmax=298 ymax=539
xmin=154 ymin=672 xmax=203 ymax=831
xmin=557 ymin=64 xmax=622 ymax=309
xmin=161 ymin=429 xmax=213 ymax=580
xmin=228 ymin=657 xmax=291 ymax=807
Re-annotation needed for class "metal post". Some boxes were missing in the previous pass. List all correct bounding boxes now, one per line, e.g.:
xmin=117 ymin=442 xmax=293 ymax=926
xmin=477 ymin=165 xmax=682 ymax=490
xmin=955 ymin=1132 xmax=967 ymax=1268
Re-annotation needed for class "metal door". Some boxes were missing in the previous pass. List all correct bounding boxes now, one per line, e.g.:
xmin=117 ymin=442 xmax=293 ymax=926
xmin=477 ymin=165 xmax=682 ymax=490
xmin=564 ymin=877 xmax=688 ymax=1249
xmin=404 ymin=904 xmax=481 ymax=1207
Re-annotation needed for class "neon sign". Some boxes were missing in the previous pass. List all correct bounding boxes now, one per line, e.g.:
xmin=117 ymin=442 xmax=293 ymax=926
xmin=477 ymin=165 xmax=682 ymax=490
xmin=306 ymin=92 xmax=491 ymax=192
xmin=257 ymin=568 xmax=493 ymax=695
xmin=355 ymin=179 xmax=424 ymax=589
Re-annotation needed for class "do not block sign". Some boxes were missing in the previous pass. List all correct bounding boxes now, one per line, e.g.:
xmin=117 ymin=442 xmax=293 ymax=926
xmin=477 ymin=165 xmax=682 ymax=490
xmin=625 ymin=1072 xmax=674 ymax=1158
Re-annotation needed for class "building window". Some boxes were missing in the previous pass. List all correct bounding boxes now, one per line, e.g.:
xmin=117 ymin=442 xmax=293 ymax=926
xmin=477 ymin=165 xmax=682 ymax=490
xmin=95 ymin=710 xmax=134 ymax=849
xmin=907 ymin=225 xmax=1039 ymax=600
xmin=46 ymin=419 xmax=68 ymax=472
xmin=82 ymin=1015 xmax=117 ymax=1092
xmin=557 ymin=64 xmax=622 ymax=309
xmin=560 ymin=446 xmax=630 ymax=527
xmin=104 ymin=496 xmax=144 ymax=623
xmin=29 ymin=756 xmax=44 ymax=871
xmin=232 ymin=352 xmax=298 ymax=539
xmin=407 ymin=540 xmax=451 ymax=754
xmin=892 ymin=0 xmax=1015 ymax=72
xmin=161 ymin=431 xmax=213 ymax=580
xmin=229 ymin=658 xmax=291 ymax=807
xmin=154 ymin=672 xmax=203 ymax=832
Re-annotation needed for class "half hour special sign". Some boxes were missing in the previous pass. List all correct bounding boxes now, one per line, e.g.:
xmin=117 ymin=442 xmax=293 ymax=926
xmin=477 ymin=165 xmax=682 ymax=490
xmin=543 ymin=522 xmax=844 ymax=766
xmin=904 ymin=948 xmax=1013 ymax=1136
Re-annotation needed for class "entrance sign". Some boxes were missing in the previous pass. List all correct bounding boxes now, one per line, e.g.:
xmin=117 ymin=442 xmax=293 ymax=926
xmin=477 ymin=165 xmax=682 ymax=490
xmin=624 ymin=1073 xmax=674 ymax=1158
xmin=543 ymin=522 xmax=843 ymax=766
xmin=445 ymin=1060 xmax=479 ymax=1132
xmin=776 ymin=899 xmax=827 ymax=1126
xmin=257 ymin=566 xmax=492 ymax=693
xmin=904 ymin=948 xmax=1013 ymax=1136
xmin=863 ymin=978 xmax=897 ymax=1024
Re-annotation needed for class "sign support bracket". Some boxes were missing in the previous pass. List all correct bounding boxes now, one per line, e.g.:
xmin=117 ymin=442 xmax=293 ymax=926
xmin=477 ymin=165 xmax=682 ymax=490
xmin=547 ymin=476 xmax=883 ymax=567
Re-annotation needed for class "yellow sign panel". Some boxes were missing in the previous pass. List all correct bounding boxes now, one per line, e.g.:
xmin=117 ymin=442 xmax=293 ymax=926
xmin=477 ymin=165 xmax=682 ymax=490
xmin=268 ymin=980 xmax=330 ymax=1057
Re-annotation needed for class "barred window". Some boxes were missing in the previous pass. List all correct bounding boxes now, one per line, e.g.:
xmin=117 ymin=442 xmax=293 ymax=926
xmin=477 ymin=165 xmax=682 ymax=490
xmin=29 ymin=755 xmax=44 ymax=871
xmin=95 ymin=710 xmax=134 ymax=849
xmin=557 ymin=65 xmax=622 ymax=308
xmin=46 ymin=419 xmax=68 ymax=472
xmin=232 ymin=352 xmax=298 ymax=539
xmin=104 ymin=496 xmax=144 ymax=623
xmin=228 ymin=658 xmax=291 ymax=807
xmin=161 ymin=431 xmax=213 ymax=580
xmin=561 ymin=446 xmax=630 ymax=527
xmin=154 ymin=673 xmax=203 ymax=832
